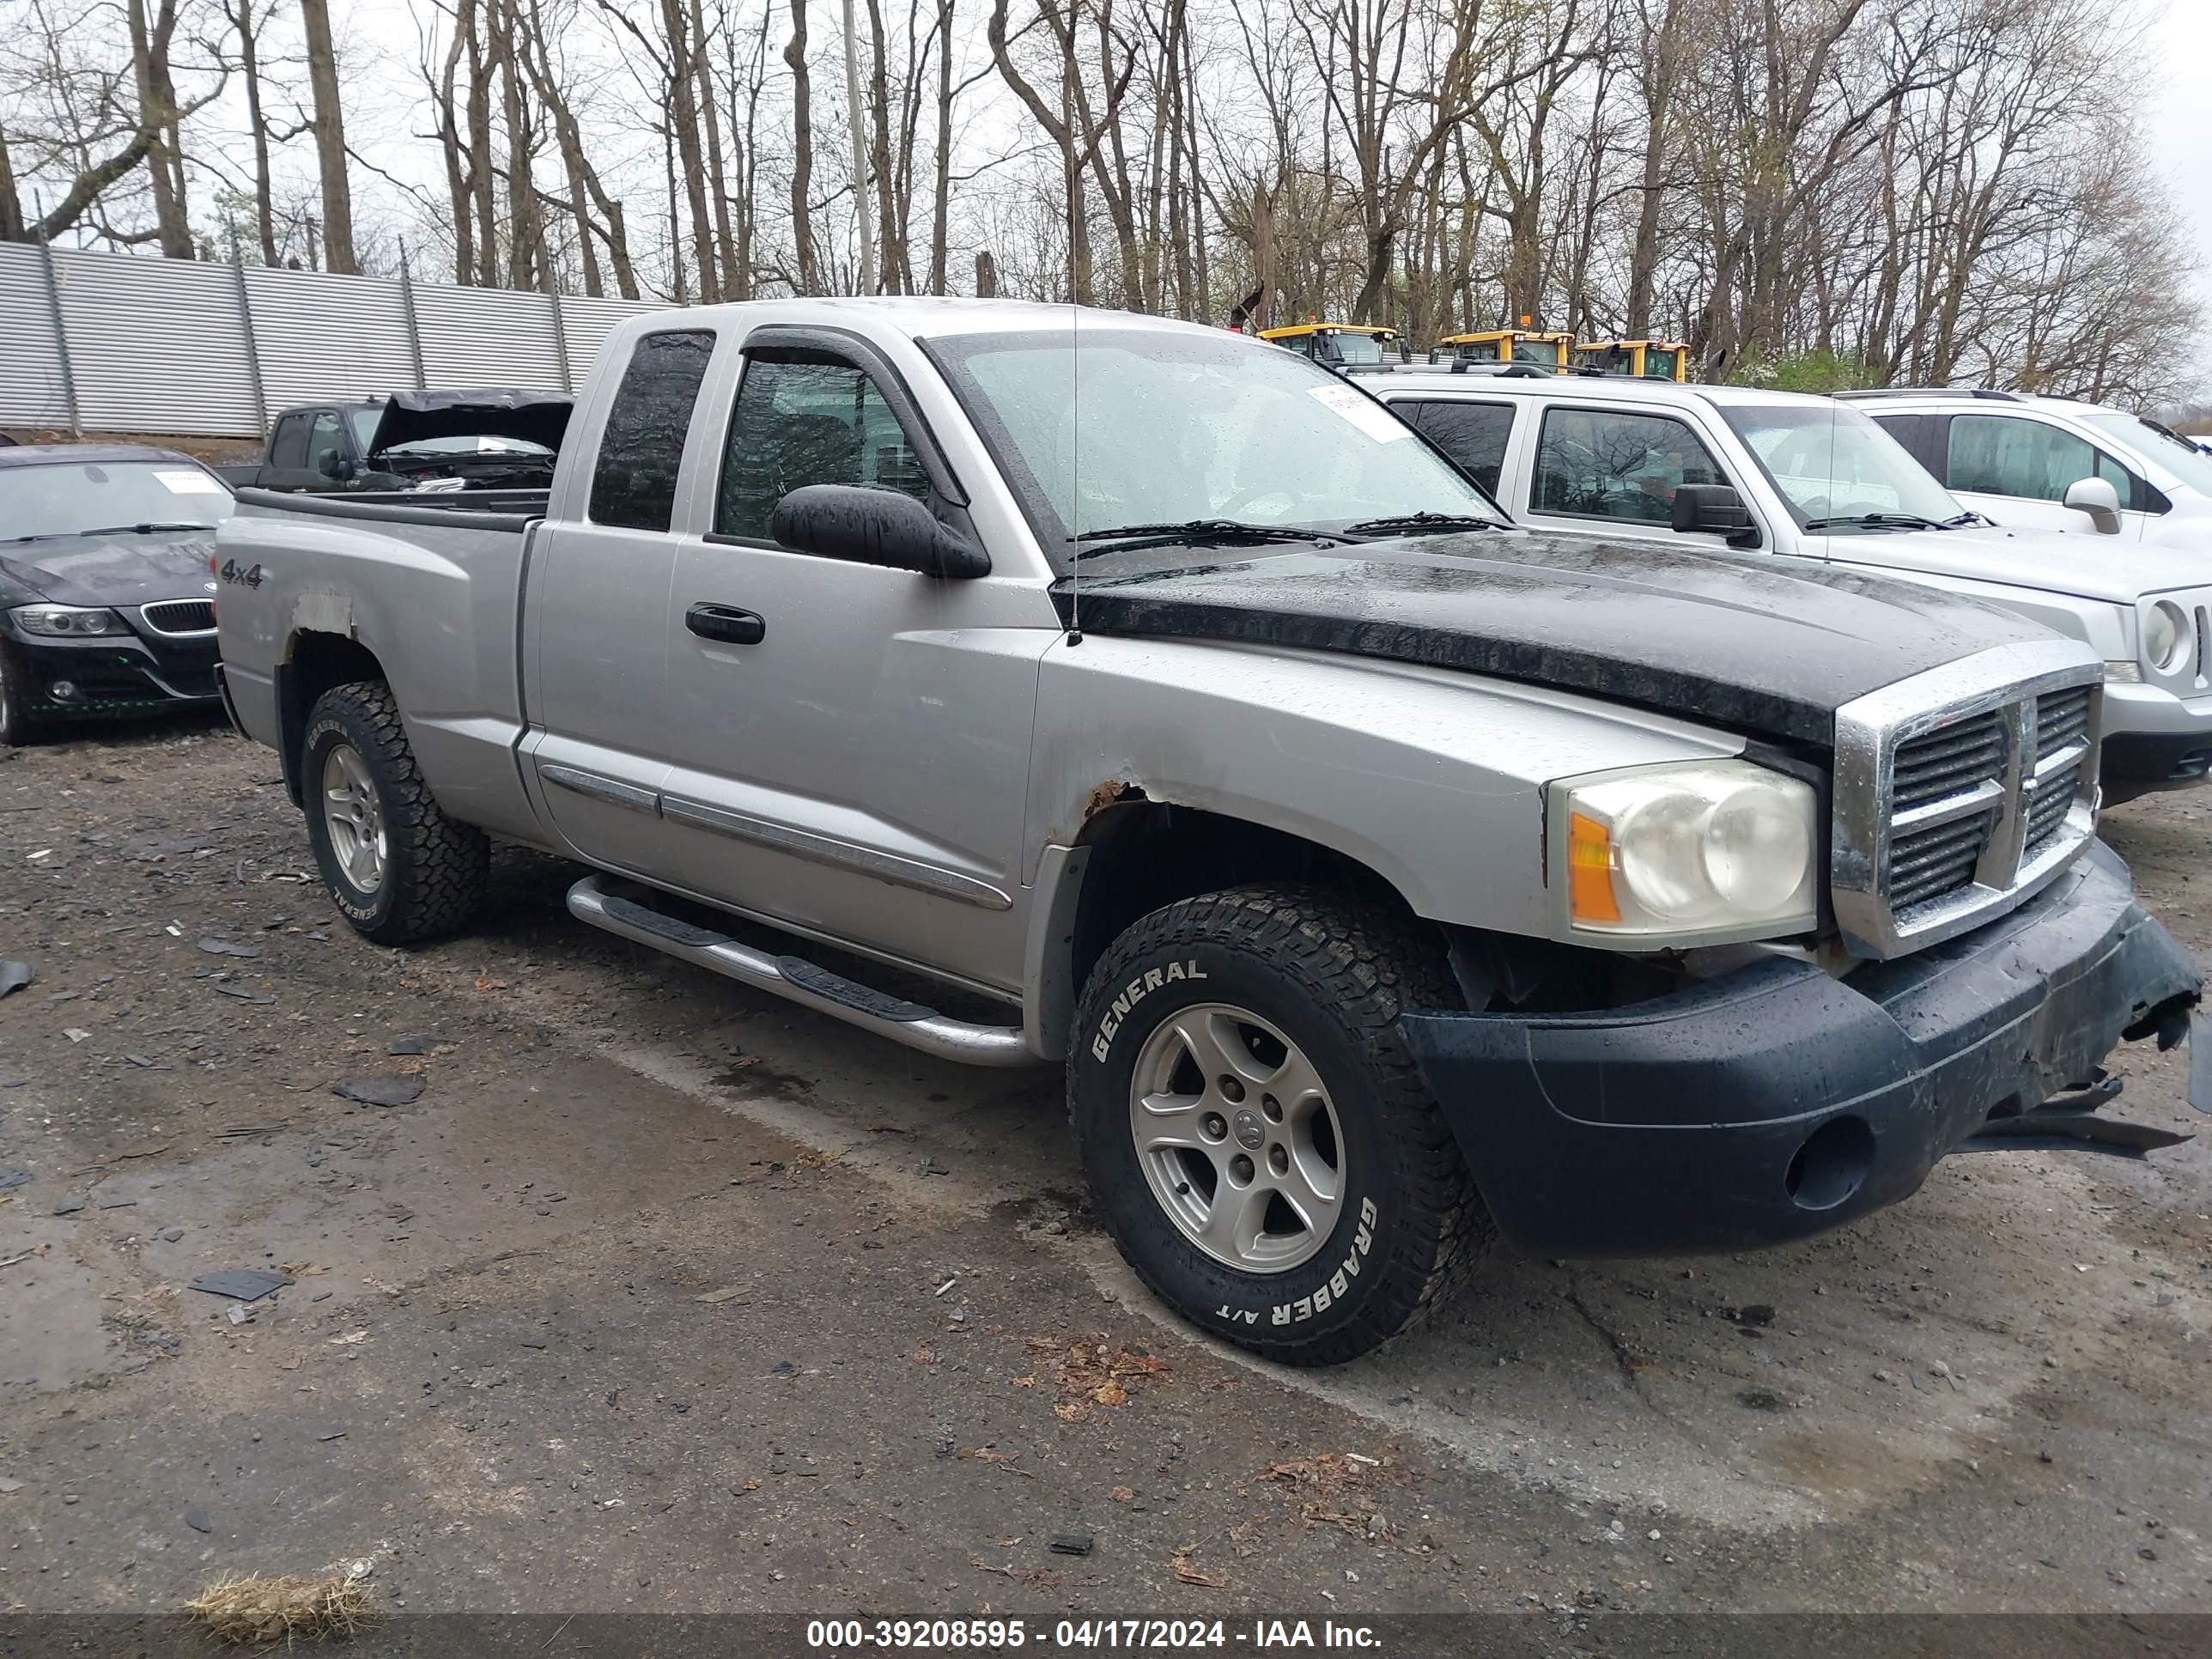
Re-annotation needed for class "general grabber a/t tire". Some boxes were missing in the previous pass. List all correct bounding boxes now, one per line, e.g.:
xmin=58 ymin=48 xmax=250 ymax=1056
xmin=1069 ymin=885 xmax=1492 ymax=1364
xmin=300 ymin=680 xmax=489 ymax=945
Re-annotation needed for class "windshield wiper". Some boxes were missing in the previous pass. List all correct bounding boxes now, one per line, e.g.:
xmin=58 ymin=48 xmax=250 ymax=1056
xmin=8 ymin=520 xmax=214 ymax=544
xmin=1070 ymin=520 xmax=1341 ymax=557
xmin=1940 ymin=510 xmax=1990 ymax=528
xmin=1802 ymin=512 xmax=1943 ymax=532
xmin=1342 ymin=511 xmax=1501 ymax=537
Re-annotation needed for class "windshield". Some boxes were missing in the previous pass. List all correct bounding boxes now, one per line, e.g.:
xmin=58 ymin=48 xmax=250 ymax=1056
xmin=1327 ymin=332 xmax=1388 ymax=365
xmin=0 ymin=459 xmax=234 ymax=541
xmin=2081 ymin=411 xmax=2212 ymax=496
xmin=1719 ymin=403 xmax=1962 ymax=530
xmin=922 ymin=325 xmax=1500 ymax=563
xmin=383 ymin=434 xmax=554 ymax=458
xmin=345 ymin=406 xmax=381 ymax=451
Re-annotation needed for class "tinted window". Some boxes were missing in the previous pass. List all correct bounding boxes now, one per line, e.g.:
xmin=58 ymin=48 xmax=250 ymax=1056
xmin=307 ymin=410 xmax=346 ymax=475
xmin=716 ymin=354 xmax=929 ymax=541
xmin=270 ymin=414 xmax=308 ymax=470
xmin=1403 ymin=399 xmax=1514 ymax=495
xmin=1533 ymin=407 xmax=1724 ymax=524
xmin=1946 ymin=414 xmax=2131 ymax=503
xmin=589 ymin=330 xmax=716 ymax=531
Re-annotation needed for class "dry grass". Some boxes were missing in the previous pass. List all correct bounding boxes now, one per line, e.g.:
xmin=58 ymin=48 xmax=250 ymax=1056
xmin=184 ymin=1571 xmax=375 ymax=1647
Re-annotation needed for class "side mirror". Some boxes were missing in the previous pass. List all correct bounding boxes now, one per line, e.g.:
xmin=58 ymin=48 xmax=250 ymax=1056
xmin=2062 ymin=475 xmax=2123 ymax=535
xmin=318 ymin=452 xmax=356 ymax=482
xmin=769 ymin=483 xmax=990 ymax=578
xmin=1672 ymin=483 xmax=1757 ymax=547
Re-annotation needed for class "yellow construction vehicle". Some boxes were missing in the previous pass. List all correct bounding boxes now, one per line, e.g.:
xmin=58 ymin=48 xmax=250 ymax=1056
xmin=1437 ymin=328 xmax=1573 ymax=368
xmin=1257 ymin=322 xmax=1401 ymax=368
xmin=1571 ymin=339 xmax=1691 ymax=381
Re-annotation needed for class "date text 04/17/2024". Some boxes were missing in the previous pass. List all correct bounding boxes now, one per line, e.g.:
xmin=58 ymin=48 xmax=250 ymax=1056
xmin=805 ymin=1620 xmax=1385 ymax=1650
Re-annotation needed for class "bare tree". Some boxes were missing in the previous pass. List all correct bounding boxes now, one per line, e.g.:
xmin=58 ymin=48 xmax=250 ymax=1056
xmin=298 ymin=0 xmax=356 ymax=270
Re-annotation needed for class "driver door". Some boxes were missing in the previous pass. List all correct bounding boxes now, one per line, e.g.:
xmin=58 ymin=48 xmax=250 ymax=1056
xmin=650 ymin=326 xmax=1057 ymax=996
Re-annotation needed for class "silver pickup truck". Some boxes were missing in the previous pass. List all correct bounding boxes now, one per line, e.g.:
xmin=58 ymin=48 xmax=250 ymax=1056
xmin=214 ymin=299 xmax=2203 ymax=1365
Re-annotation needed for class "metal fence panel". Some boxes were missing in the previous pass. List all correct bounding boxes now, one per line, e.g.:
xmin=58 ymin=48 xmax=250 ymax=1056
xmin=415 ymin=284 xmax=567 ymax=392
xmin=54 ymin=248 xmax=261 ymax=436
xmin=0 ymin=247 xmax=678 ymax=439
xmin=0 ymin=246 xmax=72 ymax=429
xmin=559 ymin=295 xmax=671 ymax=379
xmin=247 ymin=266 xmax=417 ymax=410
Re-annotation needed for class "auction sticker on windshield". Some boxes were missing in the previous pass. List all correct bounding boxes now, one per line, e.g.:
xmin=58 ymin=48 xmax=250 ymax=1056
xmin=155 ymin=470 xmax=228 ymax=495
xmin=1308 ymin=382 xmax=1410 ymax=445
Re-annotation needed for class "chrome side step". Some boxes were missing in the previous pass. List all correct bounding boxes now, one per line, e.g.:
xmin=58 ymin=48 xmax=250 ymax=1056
xmin=566 ymin=874 xmax=1036 ymax=1067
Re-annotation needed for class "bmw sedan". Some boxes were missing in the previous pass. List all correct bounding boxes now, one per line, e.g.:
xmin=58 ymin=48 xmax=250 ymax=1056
xmin=0 ymin=444 xmax=233 ymax=744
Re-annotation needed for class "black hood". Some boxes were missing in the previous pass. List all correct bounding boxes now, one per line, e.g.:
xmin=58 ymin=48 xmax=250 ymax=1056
xmin=0 ymin=526 xmax=220 ymax=610
xmin=1051 ymin=533 xmax=2060 ymax=746
xmin=364 ymin=389 xmax=573 ymax=457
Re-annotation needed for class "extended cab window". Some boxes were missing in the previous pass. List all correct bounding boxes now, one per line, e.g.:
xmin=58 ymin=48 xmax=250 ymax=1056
xmin=1534 ymin=407 xmax=1723 ymax=525
xmin=269 ymin=414 xmax=308 ymax=470
xmin=588 ymin=329 xmax=716 ymax=532
xmin=1401 ymin=400 xmax=1513 ymax=495
xmin=1946 ymin=414 xmax=2133 ymax=503
xmin=716 ymin=352 xmax=927 ymax=541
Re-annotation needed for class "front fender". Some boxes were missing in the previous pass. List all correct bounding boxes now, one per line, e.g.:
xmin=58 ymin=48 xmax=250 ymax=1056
xmin=1025 ymin=633 xmax=1747 ymax=939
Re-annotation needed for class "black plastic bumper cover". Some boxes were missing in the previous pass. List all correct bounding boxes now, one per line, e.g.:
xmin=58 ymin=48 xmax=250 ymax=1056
xmin=1400 ymin=843 xmax=2199 ymax=1258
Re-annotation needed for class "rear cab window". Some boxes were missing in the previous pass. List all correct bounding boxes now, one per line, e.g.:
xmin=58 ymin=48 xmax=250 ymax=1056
xmin=589 ymin=330 xmax=718 ymax=531
xmin=1397 ymin=399 xmax=1516 ymax=497
xmin=1532 ymin=405 xmax=1729 ymax=526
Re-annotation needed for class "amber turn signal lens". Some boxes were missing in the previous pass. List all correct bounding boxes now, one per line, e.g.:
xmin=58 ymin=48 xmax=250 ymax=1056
xmin=1567 ymin=811 xmax=1620 ymax=924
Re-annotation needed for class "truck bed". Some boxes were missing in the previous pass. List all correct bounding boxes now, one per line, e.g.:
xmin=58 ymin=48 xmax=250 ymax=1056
xmin=230 ymin=486 xmax=548 ymax=528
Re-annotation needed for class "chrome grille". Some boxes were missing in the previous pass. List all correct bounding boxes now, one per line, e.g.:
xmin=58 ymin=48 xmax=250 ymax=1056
xmin=2036 ymin=685 xmax=2092 ymax=757
xmin=1832 ymin=642 xmax=2102 ymax=958
xmin=139 ymin=599 xmax=215 ymax=635
xmin=1888 ymin=807 xmax=1998 ymax=912
xmin=1892 ymin=714 xmax=2005 ymax=813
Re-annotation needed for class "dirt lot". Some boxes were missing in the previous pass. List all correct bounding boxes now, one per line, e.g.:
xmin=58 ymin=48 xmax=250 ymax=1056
xmin=1 ymin=714 xmax=2208 ymax=1645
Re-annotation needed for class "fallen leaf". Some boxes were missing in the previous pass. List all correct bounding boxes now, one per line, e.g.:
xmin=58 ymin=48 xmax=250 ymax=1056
xmin=912 ymin=1346 xmax=935 ymax=1364
xmin=1009 ymin=1374 xmax=1036 ymax=1389
xmin=1090 ymin=1382 xmax=1129 ymax=1407
xmin=1111 ymin=1486 xmax=1133 ymax=1503
xmin=474 ymin=975 xmax=510 ymax=993
xmin=1170 ymin=1548 xmax=1226 ymax=1588
xmin=1054 ymin=1402 xmax=1087 ymax=1423
xmin=737 ymin=1477 xmax=763 ymax=1493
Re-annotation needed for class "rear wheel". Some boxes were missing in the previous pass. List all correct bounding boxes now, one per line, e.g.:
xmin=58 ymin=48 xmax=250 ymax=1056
xmin=1069 ymin=884 xmax=1491 ymax=1364
xmin=301 ymin=680 xmax=489 ymax=944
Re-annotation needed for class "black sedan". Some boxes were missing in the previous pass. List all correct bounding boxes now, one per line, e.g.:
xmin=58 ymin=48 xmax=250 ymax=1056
xmin=0 ymin=444 xmax=232 ymax=744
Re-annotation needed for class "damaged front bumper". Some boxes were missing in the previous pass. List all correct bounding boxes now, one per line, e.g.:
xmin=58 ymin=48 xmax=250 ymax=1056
xmin=1400 ymin=842 xmax=2201 ymax=1258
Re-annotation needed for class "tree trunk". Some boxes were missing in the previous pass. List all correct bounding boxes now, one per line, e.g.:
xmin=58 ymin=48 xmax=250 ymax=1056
xmin=465 ymin=10 xmax=499 ymax=285
xmin=229 ymin=0 xmax=280 ymax=264
xmin=691 ymin=0 xmax=740 ymax=296
xmin=787 ymin=0 xmax=820 ymax=293
xmin=492 ymin=0 xmax=544 ymax=290
xmin=299 ymin=0 xmax=357 ymax=272
xmin=127 ymin=0 xmax=192 ymax=258
xmin=0 ymin=125 xmax=22 ymax=240
xmin=927 ymin=0 xmax=952 ymax=293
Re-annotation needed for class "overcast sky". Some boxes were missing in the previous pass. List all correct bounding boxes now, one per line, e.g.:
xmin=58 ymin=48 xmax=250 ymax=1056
xmin=2147 ymin=0 xmax=2212 ymax=392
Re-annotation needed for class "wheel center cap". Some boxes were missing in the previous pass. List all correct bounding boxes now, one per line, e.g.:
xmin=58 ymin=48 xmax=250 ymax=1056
xmin=1231 ymin=1109 xmax=1264 ymax=1151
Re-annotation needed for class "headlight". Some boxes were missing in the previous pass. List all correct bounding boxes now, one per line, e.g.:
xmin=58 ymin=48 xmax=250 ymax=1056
xmin=1552 ymin=760 xmax=1819 ymax=944
xmin=2142 ymin=599 xmax=2191 ymax=674
xmin=11 ymin=604 xmax=126 ymax=637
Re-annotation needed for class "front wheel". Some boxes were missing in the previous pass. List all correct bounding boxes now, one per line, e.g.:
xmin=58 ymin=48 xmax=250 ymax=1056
xmin=301 ymin=680 xmax=489 ymax=945
xmin=1068 ymin=885 xmax=1492 ymax=1364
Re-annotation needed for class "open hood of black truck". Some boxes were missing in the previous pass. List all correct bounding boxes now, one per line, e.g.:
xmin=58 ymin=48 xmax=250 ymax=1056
xmin=1050 ymin=533 xmax=2062 ymax=747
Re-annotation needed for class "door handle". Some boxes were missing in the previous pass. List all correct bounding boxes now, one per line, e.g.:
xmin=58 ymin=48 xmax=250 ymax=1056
xmin=685 ymin=603 xmax=766 ymax=646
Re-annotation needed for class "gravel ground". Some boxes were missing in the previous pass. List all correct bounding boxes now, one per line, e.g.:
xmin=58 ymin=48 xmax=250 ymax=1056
xmin=0 ymin=714 xmax=2208 ymax=1647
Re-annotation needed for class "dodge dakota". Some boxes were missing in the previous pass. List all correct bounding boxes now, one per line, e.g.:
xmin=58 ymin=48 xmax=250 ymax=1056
xmin=214 ymin=300 xmax=2203 ymax=1364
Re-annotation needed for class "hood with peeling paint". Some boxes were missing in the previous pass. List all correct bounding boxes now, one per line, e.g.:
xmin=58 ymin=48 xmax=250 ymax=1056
xmin=1051 ymin=532 xmax=2066 ymax=746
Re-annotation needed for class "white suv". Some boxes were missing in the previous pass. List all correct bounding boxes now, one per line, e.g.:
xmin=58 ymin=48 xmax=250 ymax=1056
xmin=1838 ymin=387 xmax=2212 ymax=550
xmin=1365 ymin=369 xmax=2212 ymax=799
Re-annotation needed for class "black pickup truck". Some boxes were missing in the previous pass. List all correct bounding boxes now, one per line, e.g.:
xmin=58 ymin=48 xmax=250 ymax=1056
xmin=215 ymin=389 xmax=570 ymax=501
